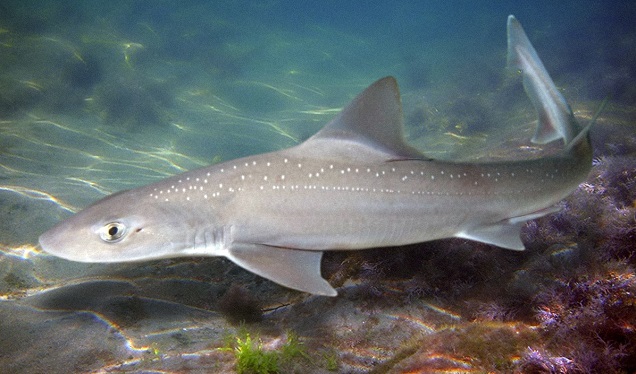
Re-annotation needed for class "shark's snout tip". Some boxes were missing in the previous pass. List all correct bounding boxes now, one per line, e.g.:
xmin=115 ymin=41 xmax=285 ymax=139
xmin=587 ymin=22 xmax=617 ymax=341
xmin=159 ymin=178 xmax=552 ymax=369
xmin=38 ymin=225 xmax=74 ymax=260
xmin=38 ymin=230 xmax=58 ymax=256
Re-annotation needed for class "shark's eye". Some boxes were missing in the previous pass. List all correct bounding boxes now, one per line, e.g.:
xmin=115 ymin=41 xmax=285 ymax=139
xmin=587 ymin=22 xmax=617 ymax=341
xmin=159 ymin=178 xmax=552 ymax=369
xmin=100 ymin=222 xmax=127 ymax=242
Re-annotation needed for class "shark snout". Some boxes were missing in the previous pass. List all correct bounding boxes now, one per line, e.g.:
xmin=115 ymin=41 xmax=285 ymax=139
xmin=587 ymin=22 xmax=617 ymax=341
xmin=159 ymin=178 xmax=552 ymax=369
xmin=39 ymin=225 xmax=73 ymax=260
xmin=39 ymin=221 xmax=95 ymax=262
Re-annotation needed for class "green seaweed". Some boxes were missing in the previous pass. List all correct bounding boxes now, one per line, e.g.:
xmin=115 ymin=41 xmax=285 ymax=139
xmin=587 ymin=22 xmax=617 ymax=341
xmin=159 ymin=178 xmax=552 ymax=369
xmin=234 ymin=334 xmax=279 ymax=374
xmin=221 ymin=330 xmax=309 ymax=374
xmin=323 ymin=351 xmax=339 ymax=372
xmin=279 ymin=331 xmax=310 ymax=363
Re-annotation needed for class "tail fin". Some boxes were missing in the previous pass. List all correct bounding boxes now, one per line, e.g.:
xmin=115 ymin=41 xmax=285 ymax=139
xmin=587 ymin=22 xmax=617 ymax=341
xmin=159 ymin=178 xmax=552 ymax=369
xmin=507 ymin=15 xmax=581 ymax=146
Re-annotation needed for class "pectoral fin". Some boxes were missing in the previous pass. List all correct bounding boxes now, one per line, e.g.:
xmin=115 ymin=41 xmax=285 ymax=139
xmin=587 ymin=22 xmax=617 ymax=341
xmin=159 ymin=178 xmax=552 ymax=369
xmin=226 ymin=244 xmax=337 ymax=296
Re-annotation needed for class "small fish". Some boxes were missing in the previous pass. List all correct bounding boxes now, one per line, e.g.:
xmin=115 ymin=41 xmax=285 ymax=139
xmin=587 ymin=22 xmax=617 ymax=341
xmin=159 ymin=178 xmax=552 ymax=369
xmin=39 ymin=16 xmax=594 ymax=296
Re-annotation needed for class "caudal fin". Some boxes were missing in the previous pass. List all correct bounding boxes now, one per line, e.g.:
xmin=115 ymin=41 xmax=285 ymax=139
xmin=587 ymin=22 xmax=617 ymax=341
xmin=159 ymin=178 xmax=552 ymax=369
xmin=507 ymin=15 xmax=581 ymax=146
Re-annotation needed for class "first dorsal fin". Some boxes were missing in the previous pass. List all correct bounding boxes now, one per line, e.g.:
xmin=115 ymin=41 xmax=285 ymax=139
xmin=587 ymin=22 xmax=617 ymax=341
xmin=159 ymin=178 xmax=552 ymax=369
xmin=292 ymin=77 xmax=425 ymax=161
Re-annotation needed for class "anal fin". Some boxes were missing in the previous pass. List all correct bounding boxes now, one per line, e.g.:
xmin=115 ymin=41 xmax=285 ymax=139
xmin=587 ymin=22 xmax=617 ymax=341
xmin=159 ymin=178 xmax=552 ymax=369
xmin=457 ymin=222 xmax=526 ymax=250
xmin=226 ymin=243 xmax=337 ymax=296
xmin=457 ymin=206 xmax=561 ymax=250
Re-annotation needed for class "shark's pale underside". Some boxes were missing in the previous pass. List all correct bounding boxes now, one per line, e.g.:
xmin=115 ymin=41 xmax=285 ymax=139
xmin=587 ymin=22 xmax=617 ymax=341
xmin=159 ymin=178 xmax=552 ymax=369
xmin=39 ymin=16 xmax=595 ymax=296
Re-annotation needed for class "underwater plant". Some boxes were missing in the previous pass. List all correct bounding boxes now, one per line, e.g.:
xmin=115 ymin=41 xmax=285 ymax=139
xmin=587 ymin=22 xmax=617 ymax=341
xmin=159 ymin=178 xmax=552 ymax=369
xmin=232 ymin=334 xmax=279 ymax=374
xmin=517 ymin=347 xmax=576 ymax=373
xmin=222 ymin=331 xmax=310 ymax=374
xmin=533 ymin=269 xmax=636 ymax=372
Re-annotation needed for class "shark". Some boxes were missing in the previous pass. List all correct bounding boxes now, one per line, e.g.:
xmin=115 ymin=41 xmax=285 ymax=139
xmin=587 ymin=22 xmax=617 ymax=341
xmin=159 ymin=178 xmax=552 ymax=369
xmin=39 ymin=16 xmax=595 ymax=296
